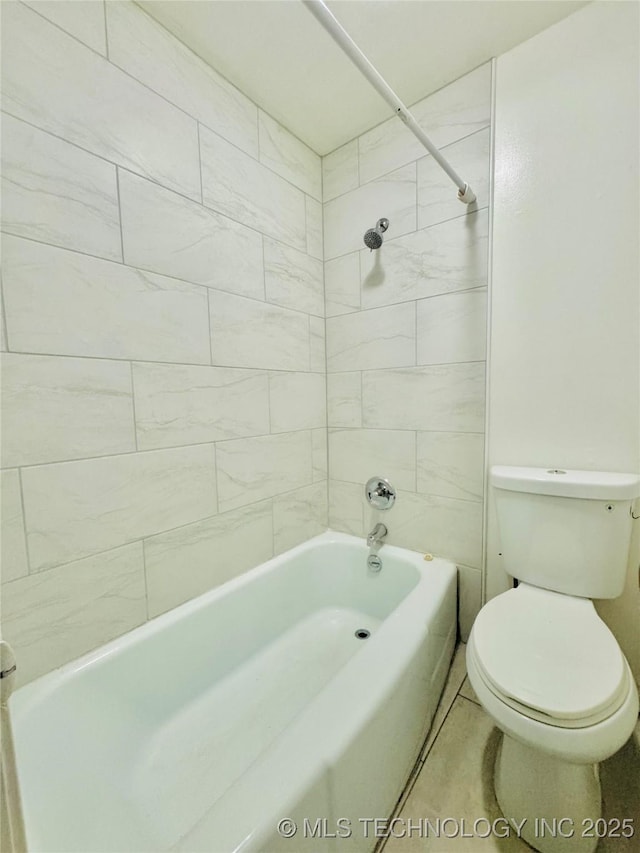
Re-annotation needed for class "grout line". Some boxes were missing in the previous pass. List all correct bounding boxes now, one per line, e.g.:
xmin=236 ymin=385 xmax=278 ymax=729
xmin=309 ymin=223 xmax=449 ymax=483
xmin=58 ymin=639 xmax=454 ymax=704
xmin=206 ymin=288 xmax=214 ymax=366
xmin=8 ymin=426 xmax=326 ymax=473
xmin=328 ymin=357 xmax=487 ymax=373
xmin=0 ymin=109 xmax=313 ymax=261
xmin=326 ymin=124 xmax=490 ymax=205
xmin=129 ymin=362 xmax=139 ymax=452
xmin=133 ymin=1 xmax=323 ymax=159
xmin=0 ymin=348 xmax=329 ymax=374
xmin=196 ymin=122 xmax=204 ymax=204
xmin=211 ymin=442 xmax=220 ymax=515
xmin=141 ymin=538 xmax=150 ymax=622
xmin=328 ymin=475 xmax=483 ymax=508
xmin=16 ymin=468 xmax=33 ymax=575
xmin=1 ymin=229 xmax=325 ymax=321
xmin=480 ymin=58 xmax=498 ymax=609
xmin=324 ymin=203 xmax=489 ymax=264
xmin=102 ymin=0 xmax=109 ymax=59
xmin=5 ymin=478 xmax=319 ymax=587
xmin=327 ymin=56 xmax=491 ymax=174
xmin=18 ymin=0 xmax=112 ymax=63
xmin=327 ymin=426 xmax=485 ymax=435
xmin=1 ymin=225 xmax=127 ymax=268
xmin=0 ymin=278 xmax=11 ymax=352
xmin=115 ymin=166 xmax=125 ymax=262
xmin=267 ymin=373 xmax=273 ymax=434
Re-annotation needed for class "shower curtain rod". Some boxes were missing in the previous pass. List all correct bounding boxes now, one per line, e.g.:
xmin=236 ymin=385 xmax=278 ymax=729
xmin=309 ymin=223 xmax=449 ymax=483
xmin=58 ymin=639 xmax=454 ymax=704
xmin=303 ymin=0 xmax=476 ymax=204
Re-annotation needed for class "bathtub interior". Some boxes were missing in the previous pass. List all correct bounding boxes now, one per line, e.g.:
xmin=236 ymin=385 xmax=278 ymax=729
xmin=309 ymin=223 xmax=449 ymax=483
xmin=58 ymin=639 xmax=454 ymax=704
xmin=11 ymin=533 xmax=456 ymax=853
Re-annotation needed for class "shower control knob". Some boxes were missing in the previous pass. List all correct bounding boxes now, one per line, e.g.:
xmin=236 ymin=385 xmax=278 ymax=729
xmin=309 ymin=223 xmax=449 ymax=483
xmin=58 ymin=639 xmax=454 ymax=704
xmin=365 ymin=477 xmax=396 ymax=510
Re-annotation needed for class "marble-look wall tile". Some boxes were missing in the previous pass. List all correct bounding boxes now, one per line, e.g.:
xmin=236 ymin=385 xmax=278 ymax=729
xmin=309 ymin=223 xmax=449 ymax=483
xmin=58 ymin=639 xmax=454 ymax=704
xmin=305 ymin=196 xmax=324 ymax=261
xmin=1 ymin=2 xmax=200 ymax=199
xmin=24 ymin=0 xmax=107 ymax=55
xmin=22 ymin=445 xmax=217 ymax=571
xmin=360 ymin=210 xmax=488 ymax=309
xmin=328 ymin=429 xmax=416 ymax=491
xmin=309 ymin=316 xmax=326 ymax=373
xmin=269 ymin=372 xmax=326 ymax=433
xmin=322 ymin=140 xmax=359 ymax=202
xmin=264 ymin=239 xmax=324 ymax=317
xmin=1 ymin=353 xmax=135 ymax=468
xmin=133 ymin=363 xmax=269 ymax=450
xmin=1 ymin=114 xmax=121 ymax=261
xmin=312 ymin=429 xmax=328 ymax=483
xmin=457 ymin=564 xmax=483 ymax=641
xmin=3 ymin=235 xmax=210 ymax=364
xmin=273 ymin=483 xmax=327 ymax=555
xmin=107 ymin=1 xmax=258 ymax=158
xmin=358 ymin=64 xmax=491 ymax=184
xmin=144 ymin=503 xmax=273 ymax=618
xmin=417 ymin=432 xmax=484 ymax=502
xmin=216 ymin=431 xmax=312 ymax=512
xmin=258 ymin=111 xmax=321 ymax=200
xmin=1 ymin=470 xmax=29 ymax=583
xmin=326 ymin=303 xmax=415 ymax=372
xmin=417 ymin=128 xmax=491 ymax=229
xmin=386 ymin=490 xmax=483 ymax=568
xmin=119 ymin=170 xmax=264 ymax=300
xmin=0 ymin=290 xmax=6 ymax=352
xmin=323 ymin=164 xmax=416 ymax=259
xmin=329 ymin=480 xmax=365 ymax=537
xmin=362 ymin=364 xmax=485 ymax=432
xmin=200 ymin=126 xmax=306 ymax=250
xmin=417 ymin=288 xmax=487 ymax=365
xmin=327 ymin=372 xmax=362 ymax=428
xmin=325 ymin=253 xmax=360 ymax=317
xmin=209 ymin=291 xmax=310 ymax=371
xmin=2 ymin=543 xmax=146 ymax=687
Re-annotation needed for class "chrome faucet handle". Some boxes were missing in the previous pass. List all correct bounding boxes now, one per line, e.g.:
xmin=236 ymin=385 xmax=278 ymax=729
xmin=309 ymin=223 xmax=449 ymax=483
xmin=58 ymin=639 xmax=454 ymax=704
xmin=365 ymin=477 xmax=396 ymax=510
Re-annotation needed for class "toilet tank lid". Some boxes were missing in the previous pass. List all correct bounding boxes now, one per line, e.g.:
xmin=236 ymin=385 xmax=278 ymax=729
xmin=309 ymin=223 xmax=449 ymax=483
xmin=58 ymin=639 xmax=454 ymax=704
xmin=490 ymin=466 xmax=640 ymax=500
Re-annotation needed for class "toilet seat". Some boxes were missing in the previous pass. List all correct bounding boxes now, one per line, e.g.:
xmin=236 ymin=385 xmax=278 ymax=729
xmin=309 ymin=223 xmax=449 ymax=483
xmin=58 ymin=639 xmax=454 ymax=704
xmin=471 ymin=584 xmax=629 ymax=729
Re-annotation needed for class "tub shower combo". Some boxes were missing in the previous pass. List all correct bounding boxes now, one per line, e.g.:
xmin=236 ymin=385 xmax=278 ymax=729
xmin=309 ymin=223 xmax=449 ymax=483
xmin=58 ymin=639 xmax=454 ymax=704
xmin=7 ymin=2 xmax=481 ymax=849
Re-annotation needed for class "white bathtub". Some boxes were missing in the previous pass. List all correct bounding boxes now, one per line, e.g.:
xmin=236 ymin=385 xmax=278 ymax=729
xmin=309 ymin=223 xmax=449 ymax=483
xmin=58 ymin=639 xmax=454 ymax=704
xmin=11 ymin=531 xmax=457 ymax=853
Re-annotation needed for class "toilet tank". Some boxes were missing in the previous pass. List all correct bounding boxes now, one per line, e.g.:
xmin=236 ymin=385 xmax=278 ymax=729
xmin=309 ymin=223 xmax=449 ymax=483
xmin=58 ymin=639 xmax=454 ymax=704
xmin=491 ymin=466 xmax=640 ymax=599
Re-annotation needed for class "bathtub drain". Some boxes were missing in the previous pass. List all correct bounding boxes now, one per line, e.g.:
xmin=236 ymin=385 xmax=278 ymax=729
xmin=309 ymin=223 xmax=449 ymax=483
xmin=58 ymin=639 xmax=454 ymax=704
xmin=355 ymin=629 xmax=370 ymax=640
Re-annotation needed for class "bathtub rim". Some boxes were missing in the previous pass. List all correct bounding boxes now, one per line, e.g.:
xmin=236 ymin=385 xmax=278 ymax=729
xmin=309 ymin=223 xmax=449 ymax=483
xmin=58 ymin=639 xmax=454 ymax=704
xmin=11 ymin=529 xmax=456 ymax=713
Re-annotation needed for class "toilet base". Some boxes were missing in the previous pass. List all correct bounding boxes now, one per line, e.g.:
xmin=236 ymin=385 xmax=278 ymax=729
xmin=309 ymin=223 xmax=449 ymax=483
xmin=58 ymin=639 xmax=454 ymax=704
xmin=495 ymin=733 xmax=601 ymax=853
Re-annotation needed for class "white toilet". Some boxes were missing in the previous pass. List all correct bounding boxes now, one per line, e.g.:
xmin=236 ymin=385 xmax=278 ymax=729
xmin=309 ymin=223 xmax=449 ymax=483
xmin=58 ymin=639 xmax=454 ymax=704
xmin=467 ymin=466 xmax=639 ymax=853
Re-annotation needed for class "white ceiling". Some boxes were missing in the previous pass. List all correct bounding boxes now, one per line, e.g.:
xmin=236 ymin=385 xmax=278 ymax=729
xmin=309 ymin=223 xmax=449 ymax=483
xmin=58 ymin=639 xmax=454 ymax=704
xmin=140 ymin=0 xmax=587 ymax=155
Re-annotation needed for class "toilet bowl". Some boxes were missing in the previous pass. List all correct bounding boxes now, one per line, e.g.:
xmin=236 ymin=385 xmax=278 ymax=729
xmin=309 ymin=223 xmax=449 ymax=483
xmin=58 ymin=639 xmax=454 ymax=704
xmin=467 ymin=586 xmax=638 ymax=853
xmin=468 ymin=465 xmax=640 ymax=853
xmin=468 ymin=584 xmax=638 ymax=763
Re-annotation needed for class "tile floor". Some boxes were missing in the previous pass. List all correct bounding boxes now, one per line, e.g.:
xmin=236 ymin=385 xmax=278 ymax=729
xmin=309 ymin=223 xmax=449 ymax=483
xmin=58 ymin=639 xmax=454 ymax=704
xmin=379 ymin=644 xmax=640 ymax=853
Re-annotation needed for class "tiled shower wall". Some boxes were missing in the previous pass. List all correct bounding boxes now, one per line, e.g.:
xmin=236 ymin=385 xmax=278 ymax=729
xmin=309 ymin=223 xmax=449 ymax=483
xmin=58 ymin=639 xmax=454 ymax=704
xmin=0 ymin=0 xmax=327 ymax=686
xmin=323 ymin=64 xmax=491 ymax=638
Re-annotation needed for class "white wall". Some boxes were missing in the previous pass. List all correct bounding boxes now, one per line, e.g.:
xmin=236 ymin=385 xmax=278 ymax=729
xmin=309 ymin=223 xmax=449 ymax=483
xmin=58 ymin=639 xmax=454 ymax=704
xmin=489 ymin=1 xmax=640 ymax=681
xmin=0 ymin=0 xmax=327 ymax=686
xmin=322 ymin=65 xmax=493 ymax=639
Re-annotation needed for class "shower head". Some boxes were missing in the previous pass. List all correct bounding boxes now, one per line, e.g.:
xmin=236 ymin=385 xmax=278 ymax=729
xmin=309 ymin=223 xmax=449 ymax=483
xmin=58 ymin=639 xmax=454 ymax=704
xmin=363 ymin=218 xmax=389 ymax=251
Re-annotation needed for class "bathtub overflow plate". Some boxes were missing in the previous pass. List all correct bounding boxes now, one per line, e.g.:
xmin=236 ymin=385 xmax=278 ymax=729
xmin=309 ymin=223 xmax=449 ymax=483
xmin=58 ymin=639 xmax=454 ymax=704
xmin=367 ymin=554 xmax=382 ymax=572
